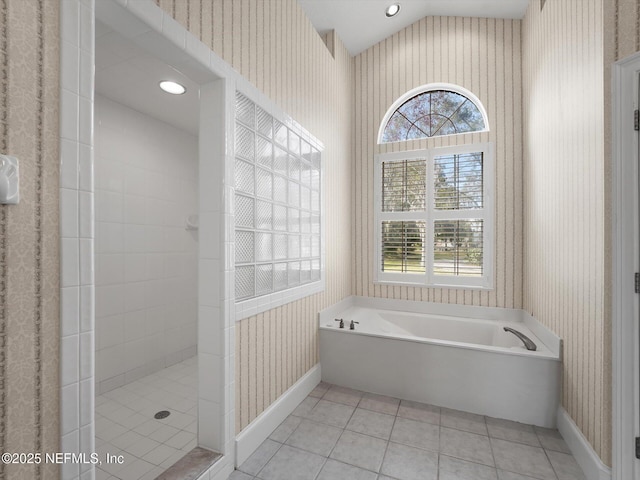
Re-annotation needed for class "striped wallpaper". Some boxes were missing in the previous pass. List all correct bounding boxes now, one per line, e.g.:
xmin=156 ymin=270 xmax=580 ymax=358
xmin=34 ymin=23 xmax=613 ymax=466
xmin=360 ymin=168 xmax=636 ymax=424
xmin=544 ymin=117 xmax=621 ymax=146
xmin=523 ymin=0 xmax=609 ymax=466
xmin=608 ymin=0 xmax=640 ymax=61
xmin=352 ymin=16 xmax=524 ymax=309
xmin=155 ymin=1 xmax=354 ymax=433
xmin=0 ymin=0 xmax=60 ymax=478
xmin=0 ymin=0 xmax=633 ymax=476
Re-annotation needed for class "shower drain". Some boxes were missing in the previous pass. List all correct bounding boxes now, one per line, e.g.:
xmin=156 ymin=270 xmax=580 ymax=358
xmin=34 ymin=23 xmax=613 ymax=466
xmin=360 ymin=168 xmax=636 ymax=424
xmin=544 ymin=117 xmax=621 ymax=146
xmin=154 ymin=410 xmax=170 ymax=420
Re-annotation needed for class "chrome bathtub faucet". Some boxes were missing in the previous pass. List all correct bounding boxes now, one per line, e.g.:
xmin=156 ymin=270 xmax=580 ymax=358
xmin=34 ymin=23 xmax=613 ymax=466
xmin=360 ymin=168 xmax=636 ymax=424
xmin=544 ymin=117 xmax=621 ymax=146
xmin=503 ymin=327 xmax=537 ymax=351
xmin=349 ymin=320 xmax=359 ymax=330
xmin=334 ymin=318 xmax=344 ymax=329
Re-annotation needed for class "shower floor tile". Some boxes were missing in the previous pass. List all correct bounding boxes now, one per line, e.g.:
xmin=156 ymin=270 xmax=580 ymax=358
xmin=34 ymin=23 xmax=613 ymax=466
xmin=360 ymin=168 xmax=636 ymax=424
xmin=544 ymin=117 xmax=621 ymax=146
xmin=230 ymin=383 xmax=586 ymax=480
xmin=95 ymin=356 xmax=198 ymax=480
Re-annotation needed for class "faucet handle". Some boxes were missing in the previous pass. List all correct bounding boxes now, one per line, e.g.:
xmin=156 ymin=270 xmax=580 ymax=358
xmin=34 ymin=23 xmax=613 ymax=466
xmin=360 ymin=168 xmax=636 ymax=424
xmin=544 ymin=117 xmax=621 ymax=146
xmin=334 ymin=318 xmax=344 ymax=329
xmin=349 ymin=320 xmax=359 ymax=330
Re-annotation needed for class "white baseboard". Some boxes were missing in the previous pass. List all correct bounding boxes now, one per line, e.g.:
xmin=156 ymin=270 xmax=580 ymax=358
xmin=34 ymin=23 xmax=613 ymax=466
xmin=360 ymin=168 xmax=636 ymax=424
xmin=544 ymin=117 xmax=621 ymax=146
xmin=557 ymin=407 xmax=612 ymax=480
xmin=235 ymin=364 xmax=321 ymax=466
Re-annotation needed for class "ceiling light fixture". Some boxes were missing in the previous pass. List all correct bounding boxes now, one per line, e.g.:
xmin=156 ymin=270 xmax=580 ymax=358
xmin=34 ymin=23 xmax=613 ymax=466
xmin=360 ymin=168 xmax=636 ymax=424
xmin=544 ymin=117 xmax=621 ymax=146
xmin=159 ymin=80 xmax=186 ymax=95
xmin=385 ymin=3 xmax=401 ymax=17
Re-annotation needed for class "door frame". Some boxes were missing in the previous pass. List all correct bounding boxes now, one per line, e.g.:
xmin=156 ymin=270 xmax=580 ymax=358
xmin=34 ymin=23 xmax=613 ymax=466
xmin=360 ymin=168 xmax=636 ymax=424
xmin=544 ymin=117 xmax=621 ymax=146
xmin=59 ymin=1 xmax=238 ymax=479
xmin=612 ymin=50 xmax=640 ymax=480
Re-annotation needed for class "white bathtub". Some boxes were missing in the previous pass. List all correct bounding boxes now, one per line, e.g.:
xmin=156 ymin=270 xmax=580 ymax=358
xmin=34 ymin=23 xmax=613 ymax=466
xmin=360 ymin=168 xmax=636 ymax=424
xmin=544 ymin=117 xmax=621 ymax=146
xmin=319 ymin=297 xmax=562 ymax=428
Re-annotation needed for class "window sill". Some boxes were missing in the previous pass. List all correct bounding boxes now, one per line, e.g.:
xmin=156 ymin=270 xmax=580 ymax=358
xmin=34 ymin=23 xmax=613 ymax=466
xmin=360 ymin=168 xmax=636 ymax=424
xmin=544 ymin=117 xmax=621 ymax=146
xmin=235 ymin=279 xmax=325 ymax=321
xmin=373 ymin=279 xmax=494 ymax=291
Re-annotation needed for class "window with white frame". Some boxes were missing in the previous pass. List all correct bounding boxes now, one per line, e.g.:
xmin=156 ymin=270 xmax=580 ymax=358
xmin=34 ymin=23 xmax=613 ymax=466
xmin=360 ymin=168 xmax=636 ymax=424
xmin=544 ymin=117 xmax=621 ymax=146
xmin=234 ymin=91 xmax=322 ymax=302
xmin=375 ymin=144 xmax=493 ymax=288
xmin=379 ymin=85 xmax=488 ymax=143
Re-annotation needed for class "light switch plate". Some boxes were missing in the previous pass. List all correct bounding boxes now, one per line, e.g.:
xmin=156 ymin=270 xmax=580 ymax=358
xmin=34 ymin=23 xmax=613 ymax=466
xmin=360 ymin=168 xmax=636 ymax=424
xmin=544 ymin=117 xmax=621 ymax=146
xmin=0 ymin=154 xmax=19 ymax=205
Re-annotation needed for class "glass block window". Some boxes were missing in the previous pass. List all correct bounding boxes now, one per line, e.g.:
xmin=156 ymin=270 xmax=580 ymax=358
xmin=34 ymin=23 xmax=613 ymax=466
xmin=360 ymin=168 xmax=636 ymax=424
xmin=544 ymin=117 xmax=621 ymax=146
xmin=234 ymin=92 xmax=322 ymax=301
xmin=379 ymin=85 xmax=488 ymax=144
xmin=375 ymin=144 xmax=493 ymax=288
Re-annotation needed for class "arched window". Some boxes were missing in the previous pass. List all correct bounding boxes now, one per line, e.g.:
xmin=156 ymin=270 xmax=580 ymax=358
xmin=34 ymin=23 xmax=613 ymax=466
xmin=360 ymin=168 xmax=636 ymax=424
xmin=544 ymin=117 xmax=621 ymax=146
xmin=378 ymin=83 xmax=489 ymax=144
xmin=374 ymin=84 xmax=493 ymax=289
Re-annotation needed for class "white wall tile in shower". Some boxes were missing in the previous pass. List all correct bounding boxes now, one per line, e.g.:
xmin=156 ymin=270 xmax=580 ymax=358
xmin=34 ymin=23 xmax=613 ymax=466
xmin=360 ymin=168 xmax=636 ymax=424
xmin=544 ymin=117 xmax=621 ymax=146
xmin=94 ymin=94 xmax=199 ymax=393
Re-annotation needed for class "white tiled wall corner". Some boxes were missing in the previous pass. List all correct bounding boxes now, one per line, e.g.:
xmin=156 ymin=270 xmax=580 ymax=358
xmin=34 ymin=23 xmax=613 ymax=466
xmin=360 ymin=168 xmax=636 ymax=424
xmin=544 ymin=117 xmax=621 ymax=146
xmin=197 ymin=80 xmax=231 ymax=455
xmin=93 ymin=95 xmax=199 ymax=393
xmin=61 ymin=383 xmax=80 ymax=436
xmin=60 ymin=1 xmax=95 ymax=479
xmin=61 ymin=429 xmax=80 ymax=479
xmin=61 ymin=286 xmax=80 ymax=338
xmin=61 ymin=1 xmax=239 ymax=478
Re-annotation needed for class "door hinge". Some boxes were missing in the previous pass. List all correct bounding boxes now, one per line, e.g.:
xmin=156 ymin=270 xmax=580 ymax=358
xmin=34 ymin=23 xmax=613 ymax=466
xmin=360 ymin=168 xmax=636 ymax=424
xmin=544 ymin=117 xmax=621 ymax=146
xmin=636 ymin=272 xmax=640 ymax=293
xmin=636 ymin=437 xmax=640 ymax=459
xmin=635 ymin=109 xmax=639 ymax=131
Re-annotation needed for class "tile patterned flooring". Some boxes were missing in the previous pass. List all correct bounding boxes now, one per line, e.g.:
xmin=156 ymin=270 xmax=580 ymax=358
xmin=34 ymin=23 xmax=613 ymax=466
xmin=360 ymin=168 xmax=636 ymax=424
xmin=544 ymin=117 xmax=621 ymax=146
xmin=95 ymin=357 xmax=198 ymax=480
xmin=230 ymin=383 xmax=586 ymax=480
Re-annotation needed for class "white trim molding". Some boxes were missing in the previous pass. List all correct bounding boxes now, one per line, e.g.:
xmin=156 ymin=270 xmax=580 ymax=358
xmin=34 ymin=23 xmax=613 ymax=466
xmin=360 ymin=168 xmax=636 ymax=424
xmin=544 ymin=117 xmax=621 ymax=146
xmin=235 ymin=364 xmax=321 ymax=466
xmin=612 ymin=50 xmax=640 ymax=480
xmin=557 ymin=407 xmax=611 ymax=480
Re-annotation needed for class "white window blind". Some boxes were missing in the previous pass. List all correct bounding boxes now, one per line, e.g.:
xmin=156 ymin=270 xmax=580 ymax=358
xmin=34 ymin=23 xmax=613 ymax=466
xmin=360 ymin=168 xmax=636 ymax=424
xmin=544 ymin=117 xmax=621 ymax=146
xmin=375 ymin=144 xmax=493 ymax=288
xmin=381 ymin=220 xmax=427 ymax=274
xmin=381 ymin=159 xmax=426 ymax=212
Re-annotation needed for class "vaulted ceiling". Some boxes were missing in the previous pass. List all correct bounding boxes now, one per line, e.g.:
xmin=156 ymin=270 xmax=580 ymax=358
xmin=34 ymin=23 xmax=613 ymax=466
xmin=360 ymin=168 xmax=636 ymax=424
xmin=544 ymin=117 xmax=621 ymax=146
xmin=298 ymin=0 xmax=530 ymax=56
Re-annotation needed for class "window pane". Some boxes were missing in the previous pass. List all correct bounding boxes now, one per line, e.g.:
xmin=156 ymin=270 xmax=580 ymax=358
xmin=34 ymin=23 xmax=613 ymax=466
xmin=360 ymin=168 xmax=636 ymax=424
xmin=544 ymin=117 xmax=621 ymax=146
xmin=274 ymin=234 xmax=288 ymax=260
xmin=450 ymin=100 xmax=485 ymax=132
xmin=381 ymin=88 xmax=486 ymax=143
xmin=288 ymin=154 xmax=300 ymax=181
xmin=273 ymin=175 xmax=287 ymax=204
xmin=235 ymin=265 xmax=255 ymax=299
xmin=274 ymin=262 xmax=287 ymax=289
xmin=256 ymin=200 xmax=272 ymax=230
xmin=256 ymin=167 xmax=273 ymax=199
xmin=430 ymin=90 xmax=466 ymax=119
xmin=256 ymin=264 xmax=273 ymax=295
xmin=381 ymin=111 xmax=412 ymax=143
xmin=288 ymin=130 xmax=301 ymax=156
xmin=257 ymin=136 xmax=273 ymax=168
xmin=235 ymin=123 xmax=255 ymax=161
xmin=235 ymin=159 xmax=254 ymax=194
xmin=434 ymin=152 xmax=483 ymax=210
xmin=274 ymin=120 xmax=288 ymax=148
xmin=235 ymin=194 xmax=254 ymax=228
xmin=382 ymin=159 xmax=426 ymax=212
xmin=235 ymin=90 xmax=322 ymax=304
xmin=433 ymin=220 xmax=483 ymax=276
xmin=273 ymin=146 xmax=288 ymax=176
xmin=398 ymin=91 xmax=430 ymax=119
xmin=288 ymin=207 xmax=300 ymax=232
xmin=235 ymin=231 xmax=254 ymax=264
xmin=300 ymin=260 xmax=311 ymax=283
xmin=236 ymin=92 xmax=255 ymax=129
xmin=381 ymin=221 xmax=426 ymax=274
xmin=257 ymin=106 xmax=273 ymax=138
xmin=288 ymin=261 xmax=300 ymax=286
xmin=256 ymin=232 xmax=272 ymax=262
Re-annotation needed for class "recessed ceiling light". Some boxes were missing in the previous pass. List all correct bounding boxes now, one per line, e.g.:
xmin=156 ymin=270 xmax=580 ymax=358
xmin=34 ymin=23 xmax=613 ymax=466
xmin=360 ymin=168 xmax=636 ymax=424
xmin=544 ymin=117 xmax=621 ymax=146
xmin=385 ymin=3 xmax=401 ymax=17
xmin=159 ymin=80 xmax=186 ymax=95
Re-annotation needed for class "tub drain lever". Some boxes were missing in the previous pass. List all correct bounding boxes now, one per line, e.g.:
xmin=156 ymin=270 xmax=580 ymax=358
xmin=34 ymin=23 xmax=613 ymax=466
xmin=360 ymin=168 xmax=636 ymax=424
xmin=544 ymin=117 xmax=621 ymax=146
xmin=334 ymin=318 xmax=344 ymax=329
xmin=349 ymin=320 xmax=359 ymax=330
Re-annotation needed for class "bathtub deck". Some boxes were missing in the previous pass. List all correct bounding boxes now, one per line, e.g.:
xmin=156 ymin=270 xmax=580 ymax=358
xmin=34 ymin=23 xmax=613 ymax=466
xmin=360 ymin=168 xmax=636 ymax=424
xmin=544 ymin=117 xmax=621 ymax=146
xmin=230 ymin=382 xmax=584 ymax=480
